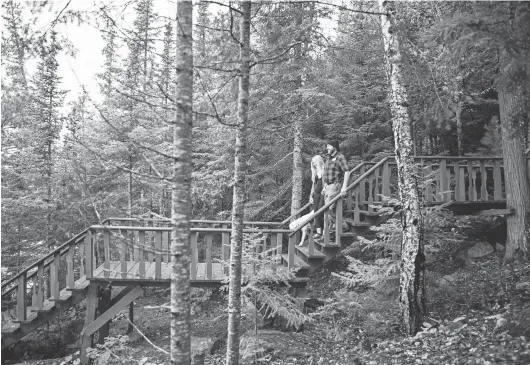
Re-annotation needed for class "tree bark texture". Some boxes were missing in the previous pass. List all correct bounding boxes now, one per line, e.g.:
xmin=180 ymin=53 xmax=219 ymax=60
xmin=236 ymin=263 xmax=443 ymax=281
xmin=290 ymin=6 xmax=304 ymax=219
xmin=378 ymin=0 xmax=426 ymax=336
xmin=499 ymin=54 xmax=530 ymax=263
xmin=171 ymin=1 xmax=193 ymax=364
xmin=226 ymin=2 xmax=250 ymax=365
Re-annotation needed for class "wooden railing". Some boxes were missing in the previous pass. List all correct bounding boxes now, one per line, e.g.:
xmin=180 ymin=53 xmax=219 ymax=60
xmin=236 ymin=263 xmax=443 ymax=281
xmin=83 ymin=225 xmax=293 ymax=282
xmin=289 ymin=155 xmax=514 ymax=248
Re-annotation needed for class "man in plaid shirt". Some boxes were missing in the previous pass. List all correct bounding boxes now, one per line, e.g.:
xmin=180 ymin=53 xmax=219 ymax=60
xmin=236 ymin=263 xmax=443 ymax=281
xmin=323 ymin=140 xmax=351 ymax=231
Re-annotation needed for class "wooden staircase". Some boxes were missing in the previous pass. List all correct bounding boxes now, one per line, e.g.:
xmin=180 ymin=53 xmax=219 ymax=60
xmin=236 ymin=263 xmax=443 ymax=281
xmin=1 ymin=155 xmax=515 ymax=361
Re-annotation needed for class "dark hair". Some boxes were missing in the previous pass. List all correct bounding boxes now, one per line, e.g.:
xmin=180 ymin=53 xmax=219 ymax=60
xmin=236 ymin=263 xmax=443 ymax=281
xmin=327 ymin=140 xmax=340 ymax=151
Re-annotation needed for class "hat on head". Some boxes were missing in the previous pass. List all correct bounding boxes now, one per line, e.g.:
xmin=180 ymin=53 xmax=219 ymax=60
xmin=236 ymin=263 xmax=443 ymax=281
xmin=327 ymin=140 xmax=340 ymax=151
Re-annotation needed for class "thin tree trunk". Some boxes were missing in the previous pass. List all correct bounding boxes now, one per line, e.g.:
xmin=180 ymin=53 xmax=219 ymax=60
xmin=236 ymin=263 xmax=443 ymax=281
xmin=171 ymin=1 xmax=193 ymax=364
xmin=456 ymin=100 xmax=463 ymax=156
xmin=379 ymin=0 xmax=425 ymax=336
xmin=290 ymin=6 xmax=304 ymax=219
xmin=226 ymin=2 xmax=250 ymax=364
xmin=499 ymin=53 xmax=530 ymax=263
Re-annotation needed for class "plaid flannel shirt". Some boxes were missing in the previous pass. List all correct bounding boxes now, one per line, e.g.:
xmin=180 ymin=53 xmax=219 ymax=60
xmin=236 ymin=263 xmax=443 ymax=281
xmin=323 ymin=152 xmax=349 ymax=184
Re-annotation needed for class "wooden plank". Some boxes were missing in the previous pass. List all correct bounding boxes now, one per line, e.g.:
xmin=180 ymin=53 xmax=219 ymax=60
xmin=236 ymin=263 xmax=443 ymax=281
xmin=493 ymin=160 xmax=502 ymax=201
xmin=470 ymin=208 xmax=514 ymax=216
xmin=85 ymin=231 xmax=93 ymax=278
xmin=147 ymin=231 xmax=154 ymax=262
xmin=31 ymin=276 xmax=38 ymax=310
xmin=139 ymin=231 xmax=145 ymax=278
xmin=120 ymin=230 xmax=127 ymax=278
xmin=17 ymin=275 xmax=27 ymax=321
xmin=353 ymin=189 xmax=360 ymax=224
xmin=79 ymin=240 xmax=85 ymax=278
xmin=445 ymin=161 xmax=452 ymax=201
xmin=133 ymin=230 xmax=139 ymax=261
xmin=454 ymin=161 xmax=461 ymax=201
xmin=80 ymin=284 xmax=98 ymax=364
xmin=191 ymin=232 xmax=198 ymax=280
xmin=335 ymin=197 xmax=343 ymax=246
xmin=37 ymin=263 xmax=44 ymax=310
xmin=155 ymin=231 xmax=162 ymax=279
xmin=382 ymin=161 xmax=390 ymax=198
xmin=276 ymin=232 xmax=283 ymax=268
xmin=373 ymin=167 xmax=380 ymax=202
xmin=471 ymin=169 xmax=478 ymax=201
xmin=162 ymin=231 xmax=169 ymax=263
xmin=103 ymin=231 xmax=110 ymax=279
xmin=323 ymin=211 xmax=330 ymax=246
xmin=66 ymin=244 xmax=75 ymax=288
xmin=83 ymin=286 xmax=144 ymax=338
xmin=459 ymin=166 xmax=466 ymax=201
xmin=367 ymin=176 xmax=374 ymax=212
xmin=480 ymin=160 xmax=488 ymax=201
xmin=359 ymin=164 xmax=366 ymax=204
xmin=222 ymin=225 xmax=229 ymax=276
xmin=425 ymin=164 xmax=433 ymax=202
xmin=288 ymin=233 xmax=296 ymax=271
xmin=467 ymin=160 xmax=474 ymax=202
xmin=206 ymin=233 xmax=213 ymax=279
xmin=50 ymin=252 xmax=60 ymax=300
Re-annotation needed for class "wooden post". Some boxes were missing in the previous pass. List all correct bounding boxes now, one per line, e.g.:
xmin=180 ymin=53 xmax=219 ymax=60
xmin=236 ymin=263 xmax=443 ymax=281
xmin=276 ymin=232 xmax=283 ymax=268
xmin=79 ymin=239 xmax=85 ymax=278
xmin=163 ymin=231 xmax=170 ymax=263
xmin=103 ymin=230 xmax=110 ymax=279
xmin=85 ymin=230 xmax=93 ymax=279
xmin=335 ymin=197 xmax=343 ymax=246
xmin=323 ymin=211 xmax=330 ymax=246
xmin=80 ymin=284 xmax=98 ymax=364
xmin=359 ymin=164 xmax=366 ymax=205
xmin=494 ymin=160 xmax=502 ymax=201
xmin=467 ymin=160 xmax=474 ymax=202
xmin=480 ymin=160 xmax=487 ymax=201
xmin=382 ymin=161 xmax=390 ymax=199
xmin=222 ymin=225 xmax=229 ymax=276
xmin=191 ymin=232 xmax=198 ymax=280
xmin=155 ymin=231 xmax=162 ymax=279
xmin=120 ymin=229 xmax=127 ymax=279
xmin=139 ymin=230 xmax=145 ymax=278
xmin=459 ymin=166 xmax=466 ymax=201
xmin=97 ymin=285 xmax=112 ymax=344
xmin=353 ymin=188 xmax=360 ymax=223
xmin=37 ymin=262 xmax=44 ymax=310
xmin=206 ymin=233 xmax=213 ymax=279
xmin=288 ymin=234 xmax=295 ymax=271
xmin=425 ymin=164 xmax=433 ymax=202
xmin=67 ymin=244 xmax=75 ymax=288
xmin=439 ymin=159 xmax=447 ymax=201
xmin=17 ymin=274 xmax=27 ymax=322
xmin=454 ymin=161 xmax=461 ymax=201
xmin=50 ymin=252 xmax=60 ymax=300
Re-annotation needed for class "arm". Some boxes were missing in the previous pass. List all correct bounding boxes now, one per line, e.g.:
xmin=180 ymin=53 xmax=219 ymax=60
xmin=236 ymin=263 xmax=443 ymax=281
xmin=341 ymin=171 xmax=351 ymax=193
xmin=338 ymin=155 xmax=350 ymax=194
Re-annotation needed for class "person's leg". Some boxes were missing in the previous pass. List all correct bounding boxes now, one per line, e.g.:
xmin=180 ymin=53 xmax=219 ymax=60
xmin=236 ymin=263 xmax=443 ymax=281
xmin=313 ymin=192 xmax=324 ymax=236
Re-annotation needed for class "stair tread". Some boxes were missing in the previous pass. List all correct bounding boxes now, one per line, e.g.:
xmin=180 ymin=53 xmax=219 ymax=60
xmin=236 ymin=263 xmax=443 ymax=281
xmin=50 ymin=291 xmax=73 ymax=302
xmin=13 ymin=312 xmax=38 ymax=324
xmin=1 ymin=322 xmax=20 ymax=334
xmin=32 ymin=301 xmax=56 ymax=313
xmin=66 ymin=276 xmax=91 ymax=291
xmin=281 ymin=254 xmax=310 ymax=269
xmin=296 ymin=245 xmax=325 ymax=258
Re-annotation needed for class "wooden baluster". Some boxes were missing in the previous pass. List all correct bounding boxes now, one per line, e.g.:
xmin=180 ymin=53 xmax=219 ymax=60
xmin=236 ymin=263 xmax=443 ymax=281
xmin=323 ymin=211 xmax=330 ymax=246
xmin=163 ymin=231 xmax=170 ymax=263
xmin=147 ymin=227 xmax=154 ymax=262
xmin=50 ymin=251 xmax=60 ymax=300
xmin=373 ymin=167 xmax=380 ymax=202
xmin=445 ymin=161 xmax=452 ymax=201
xmin=191 ymin=232 xmax=198 ymax=280
xmin=79 ymin=239 xmax=85 ymax=278
xmin=133 ymin=229 xmax=139 ymax=262
xmin=471 ymin=168 xmax=478 ymax=201
xmin=493 ymin=160 xmax=502 ymax=200
xmin=206 ymin=232 xmax=213 ymax=279
xmin=480 ymin=160 xmax=487 ymax=201
xmin=353 ymin=188 xmax=360 ymax=224
xmin=359 ymin=164 xmax=366 ymax=206
xmin=222 ymin=225 xmax=229 ymax=276
xmin=454 ymin=161 xmax=461 ymax=201
xmin=288 ymin=234 xmax=296 ymax=271
xmin=67 ymin=243 xmax=75 ymax=288
xmin=425 ymin=164 xmax=433 ymax=202
xmin=155 ymin=231 xmax=162 ymax=279
xmin=467 ymin=160 xmax=474 ymax=201
xmin=270 ymin=233 xmax=277 ymax=272
xmin=37 ymin=262 xmax=44 ymax=310
xmin=17 ymin=274 xmax=27 ymax=322
xmin=335 ymin=197 xmax=343 ymax=246
xmin=139 ymin=230 xmax=145 ymax=278
xmin=104 ymin=230 xmax=110 ymax=278
xmin=439 ymin=159 xmax=447 ymax=202
xmin=308 ymin=221 xmax=315 ymax=256
xmin=459 ymin=166 xmax=466 ymax=201
xmin=120 ymin=229 xmax=127 ymax=278
xmin=276 ymin=233 xmax=283 ymax=268
xmin=32 ymin=276 xmax=38 ymax=310
xmin=368 ymin=177 xmax=374 ymax=213
xmin=382 ymin=161 xmax=390 ymax=201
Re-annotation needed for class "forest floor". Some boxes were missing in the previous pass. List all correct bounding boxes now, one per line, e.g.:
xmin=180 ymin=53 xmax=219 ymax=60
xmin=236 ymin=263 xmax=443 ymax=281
xmin=3 ymin=244 xmax=530 ymax=365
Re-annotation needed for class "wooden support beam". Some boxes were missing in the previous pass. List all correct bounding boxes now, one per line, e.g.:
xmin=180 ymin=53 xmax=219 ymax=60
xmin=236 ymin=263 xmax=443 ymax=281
xmin=97 ymin=285 xmax=112 ymax=344
xmin=80 ymin=284 xmax=98 ymax=364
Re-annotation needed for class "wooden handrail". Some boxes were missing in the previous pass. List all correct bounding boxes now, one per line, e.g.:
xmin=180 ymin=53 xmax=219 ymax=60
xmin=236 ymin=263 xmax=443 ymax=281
xmin=289 ymin=157 xmax=392 ymax=237
xmin=106 ymin=217 xmax=282 ymax=226
xmin=88 ymin=225 xmax=292 ymax=233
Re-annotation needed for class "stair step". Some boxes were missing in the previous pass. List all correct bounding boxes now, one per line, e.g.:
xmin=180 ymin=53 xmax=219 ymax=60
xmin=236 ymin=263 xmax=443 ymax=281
xmin=49 ymin=291 xmax=72 ymax=303
xmin=281 ymin=254 xmax=310 ymax=270
xmin=31 ymin=301 xmax=56 ymax=313
xmin=296 ymin=245 xmax=325 ymax=259
xmin=13 ymin=312 xmax=38 ymax=324
xmin=66 ymin=278 xmax=90 ymax=292
xmin=1 ymin=323 xmax=21 ymax=334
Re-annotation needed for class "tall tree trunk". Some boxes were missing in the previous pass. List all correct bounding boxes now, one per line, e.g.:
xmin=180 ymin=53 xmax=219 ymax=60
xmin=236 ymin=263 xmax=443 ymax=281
xmin=226 ymin=2 xmax=250 ymax=364
xmin=171 ymin=1 xmax=193 ymax=364
xmin=455 ymin=100 xmax=463 ymax=156
xmin=378 ymin=0 xmax=425 ymax=336
xmin=499 ymin=56 xmax=530 ymax=263
xmin=290 ymin=5 xmax=304 ymax=219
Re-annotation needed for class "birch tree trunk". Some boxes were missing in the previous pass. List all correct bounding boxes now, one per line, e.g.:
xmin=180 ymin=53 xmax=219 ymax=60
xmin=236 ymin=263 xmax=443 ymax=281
xmin=171 ymin=1 xmax=193 ymax=364
xmin=378 ymin=0 xmax=425 ymax=336
xmin=226 ymin=2 xmax=250 ymax=364
xmin=499 ymin=51 xmax=530 ymax=263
